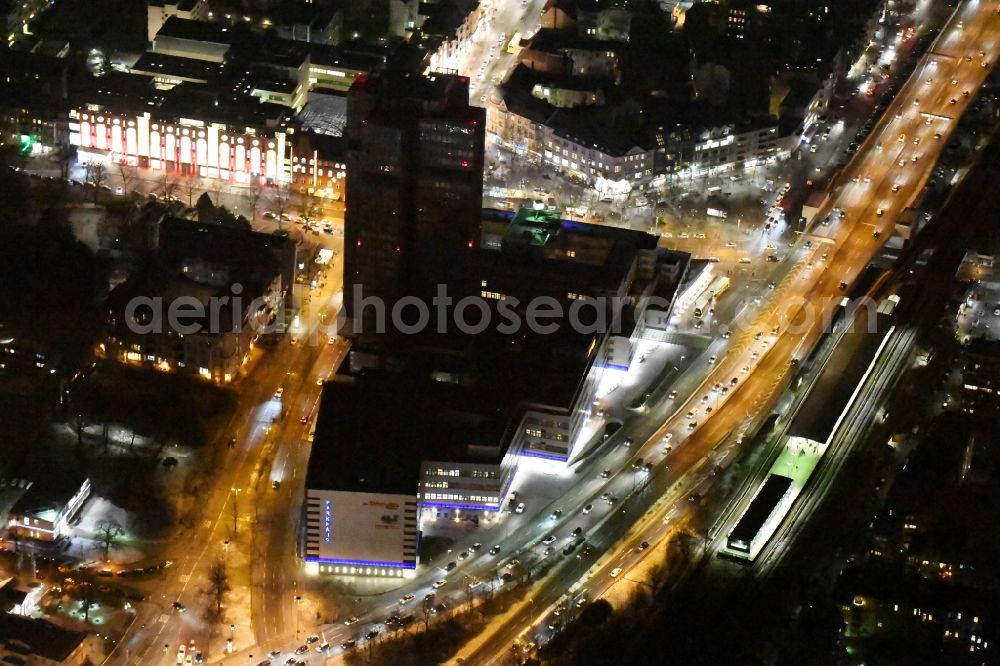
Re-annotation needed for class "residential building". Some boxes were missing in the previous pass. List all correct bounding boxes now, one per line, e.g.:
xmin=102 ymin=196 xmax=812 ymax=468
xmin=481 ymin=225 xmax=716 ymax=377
xmin=289 ymin=130 xmax=346 ymax=199
xmin=104 ymin=218 xmax=295 ymax=383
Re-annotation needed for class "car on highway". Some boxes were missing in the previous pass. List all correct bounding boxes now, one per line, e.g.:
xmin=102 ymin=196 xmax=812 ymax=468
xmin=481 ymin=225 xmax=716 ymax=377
xmin=582 ymin=504 xmax=593 ymax=514
xmin=457 ymin=550 xmax=470 ymax=561
xmin=637 ymin=541 xmax=650 ymax=552
xmin=271 ymin=480 xmax=280 ymax=490
xmin=433 ymin=579 xmax=447 ymax=589
xmin=601 ymin=492 xmax=616 ymax=504
xmin=600 ymin=469 xmax=611 ymax=478
xmin=306 ymin=636 xmax=320 ymax=645
xmin=294 ymin=646 xmax=308 ymax=655
xmin=688 ymin=421 xmax=698 ymax=430
xmin=343 ymin=616 xmax=359 ymax=626
xmin=340 ymin=640 xmax=356 ymax=651
xmin=317 ymin=643 xmax=330 ymax=653
xmin=632 ymin=458 xmax=644 ymax=470
xmin=273 ymin=388 xmax=283 ymax=400
xmin=610 ymin=567 xmax=623 ymax=578
xmin=364 ymin=630 xmax=379 ymax=641
xmin=686 ymin=411 xmax=695 ymax=419
xmin=444 ymin=561 xmax=457 ymax=572
xmin=515 ymin=502 xmax=526 ymax=513
xmin=399 ymin=594 xmax=415 ymax=605
xmin=172 ymin=601 xmax=186 ymax=612
xmin=470 ymin=542 xmax=482 ymax=552
xmin=549 ymin=510 xmax=562 ymax=520
xmin=489 ymin=545 xmax=501 ymax=555
xmin=542 ymin=534 xmax=557 ymax=545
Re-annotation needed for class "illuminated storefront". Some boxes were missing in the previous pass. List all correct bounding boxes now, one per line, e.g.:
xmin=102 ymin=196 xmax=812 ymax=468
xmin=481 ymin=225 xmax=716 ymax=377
xmin=68 ymin=108 xmax=290 ymax=185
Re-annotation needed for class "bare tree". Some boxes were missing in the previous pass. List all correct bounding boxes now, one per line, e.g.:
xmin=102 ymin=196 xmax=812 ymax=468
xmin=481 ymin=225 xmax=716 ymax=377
xmin=117 ymin=163 xmax=138 ymax=196
xmin=55 ymin=142 xmax=75 ymax=180
xmin=181 ymin=178 xmax=200 ymax=207
xmin=95 ymin=519 xmax=123 ymax=561
xmin=84 ymin=162 xmax=107 ymax=202
xmin=301 ymin=200 xmax=319 ymax=228
xmin=208 ymin=560 xmax=229 ymax=615
xmin=419 ymin=597 xmax=434 ymax=632
xmin=244 ymin=181 xmax=264 ymax=222
xmin=72 ymin=412 xmax=87 ymax=449
xmin=159 ymin=172 xmax=177 ymax=200
xmin=81 ymin=582 xmax=93 ymax=623
xmin=272 ymin=183 xmax=290 ymax=230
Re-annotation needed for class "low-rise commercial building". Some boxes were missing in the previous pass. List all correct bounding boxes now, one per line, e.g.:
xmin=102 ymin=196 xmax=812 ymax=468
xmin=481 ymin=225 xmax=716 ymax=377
xmin=0 ymin=614 xmax=99 ymax=665
xmin=7 ymin=475 xmax=90 ymax=542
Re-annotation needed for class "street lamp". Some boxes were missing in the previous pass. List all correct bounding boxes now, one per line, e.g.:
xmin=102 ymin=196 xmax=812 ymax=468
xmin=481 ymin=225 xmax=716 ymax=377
xmin=293 ymin=595 xmax=302 ymax=638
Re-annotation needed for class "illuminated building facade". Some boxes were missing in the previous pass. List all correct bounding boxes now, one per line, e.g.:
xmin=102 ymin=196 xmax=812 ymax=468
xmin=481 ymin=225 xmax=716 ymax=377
xmin=7 ymin=476 xmax=91 ymax=542
xmin=68 ymin=107 xmax=290 ymax=185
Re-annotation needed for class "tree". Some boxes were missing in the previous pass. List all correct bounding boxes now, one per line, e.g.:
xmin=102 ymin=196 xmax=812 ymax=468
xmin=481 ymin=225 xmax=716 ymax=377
xmin=244 ymin=181 xmax=264 ymax=221
xmin=95 ymin=519 xmax=124 ymax=562
xmin=55 ymin=142 xmax=75 ymax=180
xmin=182 ymin=178 xmax=200 ymax=207
xmin=84 ymin=162 xmax=107 ymax=203
xmin=272 ymin=183 xmax=290 ymax=230
xmin=196 ymin=192 xmax=216 ymax=223
xmin=159 ymin=172 xmax=177 ymax=200
xmin=117 ymin=163 xmax=138 ymax=196
xmin=208 ymin=560 xmax=230 ymax=615
xmin=301 ymin=200 xmax=320 ymax=228
xmin=419 ymin=597 xmax=434 ymax=632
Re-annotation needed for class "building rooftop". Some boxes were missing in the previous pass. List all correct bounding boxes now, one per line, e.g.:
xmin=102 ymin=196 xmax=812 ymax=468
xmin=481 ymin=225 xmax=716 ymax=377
xmin=297 ymin=92 xmax=348 ymax=135
xmin=729 ymin=473 xmax=792 ymax=548
xmin=9 ymin=472 xmax=87 ymax=522
xmin=307 ymin=370 xmax=510 ymax=495
xmin=131 ymin=52 xmax=226 ymax=83
xmin=0 ymin=614 xmax=88 ymax=663
xmin=154 ymin=16 xmax=236 ymax=46
xmin=157 ymin=217 xmax=297 ymax=292
xmin=350 ymin=70 xmax=478 ymax=121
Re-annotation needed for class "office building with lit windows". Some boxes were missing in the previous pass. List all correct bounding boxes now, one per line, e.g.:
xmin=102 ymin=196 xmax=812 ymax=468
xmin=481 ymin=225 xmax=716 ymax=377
xmin=343 ymin=70 xmax=485 ymax=329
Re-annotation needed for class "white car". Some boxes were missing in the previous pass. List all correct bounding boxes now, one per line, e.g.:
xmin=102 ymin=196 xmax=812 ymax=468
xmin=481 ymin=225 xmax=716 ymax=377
xmin=610 ymin=567 xmax=623 ymax=578
xmin=432 ymin=579 xmax=447 ymax=589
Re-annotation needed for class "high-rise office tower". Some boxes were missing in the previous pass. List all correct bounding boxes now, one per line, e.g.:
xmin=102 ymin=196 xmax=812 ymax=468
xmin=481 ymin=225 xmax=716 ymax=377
xmin=343 ymin=71 xmax=485 ymax=331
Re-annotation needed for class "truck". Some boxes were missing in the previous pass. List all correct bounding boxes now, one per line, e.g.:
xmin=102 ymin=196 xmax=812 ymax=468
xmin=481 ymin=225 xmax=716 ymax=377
xmin=692 ymin=276 xmax=731 ymax=319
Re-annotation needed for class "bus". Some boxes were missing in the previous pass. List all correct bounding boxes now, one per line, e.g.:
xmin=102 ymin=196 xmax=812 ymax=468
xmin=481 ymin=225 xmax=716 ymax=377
xmin=507 ymin=32 xmax=522 ymax=54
